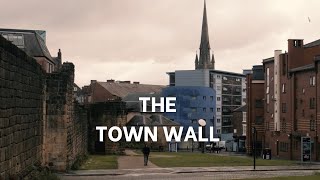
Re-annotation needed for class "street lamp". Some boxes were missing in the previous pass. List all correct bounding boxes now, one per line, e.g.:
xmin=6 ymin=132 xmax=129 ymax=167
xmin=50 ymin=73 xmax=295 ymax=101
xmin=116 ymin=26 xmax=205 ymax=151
xmin=198 ymin=119 xmax=206 ymax=153
xmin=252 ymin=127 xmax=257 ymax=170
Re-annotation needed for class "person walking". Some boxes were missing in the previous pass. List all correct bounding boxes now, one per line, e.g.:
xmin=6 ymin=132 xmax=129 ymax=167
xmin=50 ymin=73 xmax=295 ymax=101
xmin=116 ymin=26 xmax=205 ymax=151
xmin=142 ymin=144 xmax=150 ymax=166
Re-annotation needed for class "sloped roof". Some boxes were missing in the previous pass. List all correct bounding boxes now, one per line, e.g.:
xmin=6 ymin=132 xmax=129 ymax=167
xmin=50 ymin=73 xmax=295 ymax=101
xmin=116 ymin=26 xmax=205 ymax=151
xmin=149 ymin=115 xmax=180 ymax=126
xmin=0 ymin=28 xmax=53 ymax=62
xmin=126 ymin=114 xmax=179 ymax=126
xmin=289 ymin=64 xmax=314 ymax=73
xmin=304 ymin=39 xmax=320 ymax=48
xmin=98 ymin=82 xmax=165 ymax=98
xmin=126 ymin=115 xmax=159 ymax=126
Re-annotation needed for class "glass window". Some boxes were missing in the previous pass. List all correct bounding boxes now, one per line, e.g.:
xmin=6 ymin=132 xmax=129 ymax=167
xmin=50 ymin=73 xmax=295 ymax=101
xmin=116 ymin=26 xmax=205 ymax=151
xmin=242 ymin=124 xmax=246 ymax=136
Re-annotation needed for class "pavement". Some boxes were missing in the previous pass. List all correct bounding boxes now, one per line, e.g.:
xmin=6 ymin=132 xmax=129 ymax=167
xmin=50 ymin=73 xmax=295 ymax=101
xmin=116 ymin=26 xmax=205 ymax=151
xmin=58 ymin=150 xmax=320 ymax=179
xmin=117 ymin=149 xmax=158 ymax=169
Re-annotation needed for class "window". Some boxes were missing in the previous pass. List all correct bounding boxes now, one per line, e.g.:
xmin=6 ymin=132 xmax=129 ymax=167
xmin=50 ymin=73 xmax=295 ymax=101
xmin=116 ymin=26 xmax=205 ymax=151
xmin=217 ymin=129 xmax=221 ymax=134
xmin=217 ymin=97 xmax=221 ymax=101
xmin=210 ymin=108 xmax=214 ymax=112
xmin=302 ymin=109 xmax=305 ymax=117
xmin=1 ymin=33 xmax=25 ymax=48
xmin=310 ymin=76 xmax=316 ymax=86
xmin=217 ymin=86 xmax=221 ymax=91
xmin=217 ymin=108 xmax=221 ymax=112
xmin=236 ymin=78 xmax=241 ymax=82
xmin=210 ymin=96 xmax=213 ymax=101
xmin=266 ymin=68 xmax=270 ymax=86
xmin=191 ymin=108 xmax=197 ymax=112
xmin=243 ymin=112 xmax=247 ymax=122
xmin=294 ymin=40 xmax=302 ymax=47
xmin=203 ymin=108 xmax=206 ymax=112
xmin=191 ymin=119 xmax=197 ymax=124
xmin=203 ymin=96 xmax=206 ymax=100
xmin=191 ymin=96 xmax=196 ymax=100
xmin=217 ymin=75 xmax=221 ymax=79
xmin=217 ymin=118 xmax=221 ymax=123
xmin=282 ymin=103 xmax=287 ymax=113
xmin=242 ymin=124 xmax=246 ymax=136
xmin=282 ymin=84 xmax=286 ymax=93
xmin=310 ymin=98 xmax=315 ymax=109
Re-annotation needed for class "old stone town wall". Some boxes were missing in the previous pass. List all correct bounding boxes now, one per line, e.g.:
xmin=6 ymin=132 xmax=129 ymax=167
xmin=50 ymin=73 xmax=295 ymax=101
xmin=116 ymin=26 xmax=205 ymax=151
xmin=0 ymin=36 xmax=87 ymax=179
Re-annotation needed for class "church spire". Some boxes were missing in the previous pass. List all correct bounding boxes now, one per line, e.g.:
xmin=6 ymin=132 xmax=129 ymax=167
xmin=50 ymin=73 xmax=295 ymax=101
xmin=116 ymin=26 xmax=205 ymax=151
xmin=196 ymin=0 xmax=214 ymax=70
xmin=200 ymin=0 xmax=210 ymax=50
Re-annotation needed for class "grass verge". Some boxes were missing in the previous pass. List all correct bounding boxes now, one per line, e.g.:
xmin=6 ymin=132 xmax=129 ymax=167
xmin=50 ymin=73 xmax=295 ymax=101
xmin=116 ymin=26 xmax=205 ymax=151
xmin=148 ymin=152 xmax=295 ymax=167
xmin=79 ymin=155 xmax=118 ymax=170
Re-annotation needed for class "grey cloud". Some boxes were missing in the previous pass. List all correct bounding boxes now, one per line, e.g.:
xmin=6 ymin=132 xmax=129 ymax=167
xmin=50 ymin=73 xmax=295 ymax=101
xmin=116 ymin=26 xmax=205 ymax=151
xmin=0 ymin=0 xmax=319 ymax=87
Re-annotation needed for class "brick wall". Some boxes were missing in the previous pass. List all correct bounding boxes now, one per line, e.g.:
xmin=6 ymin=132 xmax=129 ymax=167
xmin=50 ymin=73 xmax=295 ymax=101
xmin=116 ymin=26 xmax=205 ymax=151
xmin=0 ymin=36 xmax=44 ymax=179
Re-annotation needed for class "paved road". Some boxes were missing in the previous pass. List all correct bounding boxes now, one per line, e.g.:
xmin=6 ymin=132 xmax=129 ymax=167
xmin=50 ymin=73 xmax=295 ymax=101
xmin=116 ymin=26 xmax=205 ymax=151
xmin=59 ymin=169 xmax=319 ymax=180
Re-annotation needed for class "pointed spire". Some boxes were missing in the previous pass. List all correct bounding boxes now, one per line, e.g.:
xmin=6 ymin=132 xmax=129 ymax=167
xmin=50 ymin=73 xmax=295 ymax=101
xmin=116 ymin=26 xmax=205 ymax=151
xmin=200 ymin=0 xmax=210 ymax=50
xmin=194 ymin=0 xmax=214 ymax=70
xmin=211 ymin=54 xmax=215 ymax=69
xmin=195 ymin=53 xmax=199 ymax=69
xmin=195 ymin=53 xmax=199 ymax=63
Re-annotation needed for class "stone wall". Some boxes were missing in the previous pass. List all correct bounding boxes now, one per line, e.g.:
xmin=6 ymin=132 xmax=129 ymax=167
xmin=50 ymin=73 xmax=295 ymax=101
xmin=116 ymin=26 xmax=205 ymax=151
xmin=0 ymin=36 xmax=88 ymax=178
xmin=0 ymin=36 xmax=44 ymax=179
xmin=43 ymin=63 xmax=88 ymax=171
xmin=88 ymin=102 xmax=127 ymax=155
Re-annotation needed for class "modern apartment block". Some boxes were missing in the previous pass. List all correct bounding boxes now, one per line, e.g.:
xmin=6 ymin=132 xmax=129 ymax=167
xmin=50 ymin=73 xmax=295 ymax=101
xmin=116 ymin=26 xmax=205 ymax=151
xmin=166 ymin=1 xmax=246 ymax=148
xmin=168 ymin=70 xmax=246 ymax=144
xmin=247 ymin=38 xmax=320 ymax=160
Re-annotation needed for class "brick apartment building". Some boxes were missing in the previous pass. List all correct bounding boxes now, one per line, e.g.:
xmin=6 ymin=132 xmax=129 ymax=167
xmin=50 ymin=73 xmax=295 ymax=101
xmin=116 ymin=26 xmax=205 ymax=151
xmin=246 ymin=65 xmax=265 ymax=155
xmin=247 ymin=39 xmax=320 ymax=160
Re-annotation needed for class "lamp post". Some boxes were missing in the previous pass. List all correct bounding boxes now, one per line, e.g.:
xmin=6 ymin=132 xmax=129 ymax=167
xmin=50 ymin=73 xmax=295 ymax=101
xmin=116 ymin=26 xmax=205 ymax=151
xmin=198 ymin=119 xmax=206 ymax=153
xmin=252 ymin=127 xmax=257 ymax=170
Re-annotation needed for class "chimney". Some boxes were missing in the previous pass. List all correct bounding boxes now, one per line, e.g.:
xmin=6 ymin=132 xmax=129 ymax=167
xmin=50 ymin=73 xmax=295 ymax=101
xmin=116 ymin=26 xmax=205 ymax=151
xmin=91 ymin=80 xmax=97 ymax=84
xmin=107 ymin=79 xmax=115 ymax=83
xmin=133 ymin=82 xmax=140 ymax=84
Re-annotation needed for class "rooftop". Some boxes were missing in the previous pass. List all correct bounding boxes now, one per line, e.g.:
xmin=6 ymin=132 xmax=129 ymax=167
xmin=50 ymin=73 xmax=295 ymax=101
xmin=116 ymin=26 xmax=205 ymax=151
xmin=98 ymin=81 xmax=165 ymax=98
xmin=0 ymin=28 xmax=53 ymax=62
xmin=304 ymin=39 xmax=320 ymax=48
xmin=289 ymin=63 xmax=315 ymax=73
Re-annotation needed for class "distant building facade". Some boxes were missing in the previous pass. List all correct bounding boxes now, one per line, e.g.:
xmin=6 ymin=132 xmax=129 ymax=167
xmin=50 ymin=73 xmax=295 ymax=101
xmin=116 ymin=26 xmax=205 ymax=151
xmin=231 ymin=105 xmax=247 ymax=152
xmin=246 ymin=65 xmax=265 ymax=155
xmin=246 ymin=38 xmax=320 ymax=160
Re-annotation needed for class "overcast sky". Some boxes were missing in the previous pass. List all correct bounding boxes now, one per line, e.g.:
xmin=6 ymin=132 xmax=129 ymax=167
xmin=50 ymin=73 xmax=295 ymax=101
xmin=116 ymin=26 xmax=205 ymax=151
xmin=1 ymin=0 xmax=319 ymax=87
